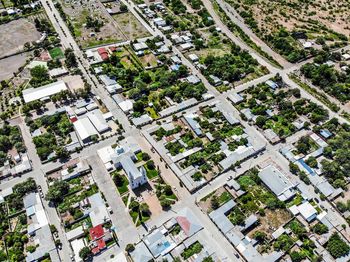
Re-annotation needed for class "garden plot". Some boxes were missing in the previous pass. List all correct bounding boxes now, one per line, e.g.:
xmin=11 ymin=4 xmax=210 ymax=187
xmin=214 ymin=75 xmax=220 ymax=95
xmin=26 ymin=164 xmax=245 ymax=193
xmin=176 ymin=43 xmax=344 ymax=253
xmin=0 ymin=179 xmax=46 ymax=261
xmin=27 ymin=111 xmax=75 ymax=161
xmin=59 ymin=0 xmax=125 ymax=48
xmin=47 ymin=173 xmax=99 ymax=231
xmin=0 ymin=18 xmax=41 ymax=57
xmin=234 ymin=76 xmax=329 ymax=143
xmin=189 ymin=30 xmax=268 ymax=92
xmin=225 ymin=0 xmax=349 ymax=62
xmin=98 ymin=42 xmax=209 ymax=121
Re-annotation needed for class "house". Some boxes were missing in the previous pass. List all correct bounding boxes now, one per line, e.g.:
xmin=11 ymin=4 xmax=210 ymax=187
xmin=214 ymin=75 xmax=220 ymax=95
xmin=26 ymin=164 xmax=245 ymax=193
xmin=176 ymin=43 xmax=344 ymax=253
xmin=153 ymin=17 xmax=166 ymax=27
xmin=290 ymin=201 xmax=317 ymax=222
xmin=132 ymin=114 xmax=152 ymax=127
xmin=170 ymin=55 xmax=182 ymax=64
xmin=87 ymin=110 xmax=110 ymax=133
xmin=186 ymin=75 xmax=200 ymax=85
xmin=258 ymin=165 xmax=296 ymax=201
xmin=132 ymin=42 xmax=148 ymax=51
xmin=188 ymin=53 xmax=199 ymax=62
xmin=180 ymin=42 xmax=193 ymax=51
xmin=97 ymin=48 xmax=109 ymax=61
xmin=24 ymin=193 xmax=58 ymax=262
xmin=209 ymin=75 xmax=222 ymax=86
xmin=88 ymin=193 xmax=111 ymax=227
xmin=228 ymin=93 xmax=244 ymax=104
xmin=99 ymin=75 xmax=123 ymax=94
xmin=184 ymin=113 xmax=202 ymax=136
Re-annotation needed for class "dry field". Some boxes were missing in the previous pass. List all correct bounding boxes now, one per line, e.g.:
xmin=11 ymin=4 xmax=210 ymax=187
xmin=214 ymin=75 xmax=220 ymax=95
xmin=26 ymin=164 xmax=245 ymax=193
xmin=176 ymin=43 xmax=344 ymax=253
xmin=0 ymin=18 xmax=41 ymax=58
xmin=228 ymin=0 xmax=350 ymax=38
xmin=112 ymin=12 xmax=151 ymax=40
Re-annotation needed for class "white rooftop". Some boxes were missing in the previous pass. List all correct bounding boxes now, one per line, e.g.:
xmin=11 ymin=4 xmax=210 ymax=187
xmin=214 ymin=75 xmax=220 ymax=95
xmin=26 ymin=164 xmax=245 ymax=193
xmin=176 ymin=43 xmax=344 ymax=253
xmin=23 ymin=81 xmax=68 ymax=103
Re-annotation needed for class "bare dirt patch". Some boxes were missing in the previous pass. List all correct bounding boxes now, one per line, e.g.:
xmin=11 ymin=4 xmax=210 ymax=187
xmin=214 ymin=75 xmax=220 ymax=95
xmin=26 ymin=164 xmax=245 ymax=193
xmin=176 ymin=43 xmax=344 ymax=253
xmin=247 ymin=209 xmax=292 ymax=239
xmin=112 ymin=12 xmax=151 ymax=40
xmin=0 ymin=53 xmax=29 ymax=81
xmin=0 ymin=18 xmax=41 ymax=58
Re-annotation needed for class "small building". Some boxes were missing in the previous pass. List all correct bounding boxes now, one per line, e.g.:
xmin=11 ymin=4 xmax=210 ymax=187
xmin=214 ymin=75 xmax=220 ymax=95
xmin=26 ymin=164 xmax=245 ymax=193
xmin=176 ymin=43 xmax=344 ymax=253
xmin=97 ymin=48 xmax=109 ymax=61
xmin=186 ymin=75 xmax=200 ymax=85
xmin=132 ymin=42 xmax=148 ymax=51
xmin=73 ymin=117 xmax=98 ymax=143
xmin=209 ymin=75 xmax=222 ymax=86
xmin=265 ymin=80 xmax=279 ymax=90
xmin=188 ymin=53 xmax=199 ymax=62
xmin=258 ymin=165 xmax=296 ymax=201
xmin=341 ymin=53 xmax=350 ymax=61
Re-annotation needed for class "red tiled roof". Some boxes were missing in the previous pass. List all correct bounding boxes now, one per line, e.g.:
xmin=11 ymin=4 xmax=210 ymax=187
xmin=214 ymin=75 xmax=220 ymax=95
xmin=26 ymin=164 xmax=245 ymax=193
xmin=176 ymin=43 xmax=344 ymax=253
xmin=176 ymin=216 xmax=190 ymax=236
xmin=100 ymin=53 xmax=109 ymax=61
xmin=89 ymin=224 xmax=104 ymax=240
xmin=97 ymin=238 xmax=106 ymax=250
xmin=70 ymin=116 xmax=77 ymax=122
xmin=97 ymin=48 xmax=107 ymax=55
xmin=91 ymin=247 xmax=100 ymax=255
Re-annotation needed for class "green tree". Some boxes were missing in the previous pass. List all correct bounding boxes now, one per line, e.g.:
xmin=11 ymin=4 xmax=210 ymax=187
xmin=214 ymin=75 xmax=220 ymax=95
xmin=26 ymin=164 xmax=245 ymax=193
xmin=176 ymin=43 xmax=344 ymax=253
xmin=326 ymin=233 xmax=350 ymax=258
xmin=79 ymin=247 xmax=91 ymax=261
xmin=45 ymin=180 xmax=69 ymax=203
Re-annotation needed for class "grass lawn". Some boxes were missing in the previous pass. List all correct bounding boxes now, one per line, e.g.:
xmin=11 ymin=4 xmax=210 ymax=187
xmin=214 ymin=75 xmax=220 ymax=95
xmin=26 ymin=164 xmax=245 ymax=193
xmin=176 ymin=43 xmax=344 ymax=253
xmin=49 ymin=47 xmax=64 ymax=59
xmin=146 ymin=107 xmax=159 ymax=119
xmin=116 ymin=175 xmax=129 ymax=195
xmin=122 ymin=194 xmax=129 ymax=206
xmin=218 ymin=191 xmax=232 ymax=205
xmin=144 ymin=164 xmax=159 ymax=179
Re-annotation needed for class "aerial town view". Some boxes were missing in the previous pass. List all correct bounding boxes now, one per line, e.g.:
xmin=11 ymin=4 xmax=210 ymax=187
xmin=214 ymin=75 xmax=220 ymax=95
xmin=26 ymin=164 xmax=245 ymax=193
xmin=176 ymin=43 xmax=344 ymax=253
xmin=0 ymin=0 xmax=350 ymax=261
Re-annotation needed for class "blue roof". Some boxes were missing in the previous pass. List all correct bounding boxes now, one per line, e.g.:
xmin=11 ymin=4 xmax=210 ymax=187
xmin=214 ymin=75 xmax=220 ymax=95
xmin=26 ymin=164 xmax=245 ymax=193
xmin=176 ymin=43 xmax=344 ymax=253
xmin=320 ymin=129 xmax=332 ymax=139
xmin=298 ymin=159 xmax=315 ymax=176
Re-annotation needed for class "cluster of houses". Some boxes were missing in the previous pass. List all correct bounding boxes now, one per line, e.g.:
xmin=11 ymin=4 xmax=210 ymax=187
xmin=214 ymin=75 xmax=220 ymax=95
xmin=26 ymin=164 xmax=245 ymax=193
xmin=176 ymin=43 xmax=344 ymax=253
xmin=144 ymin=101 xmax=265 ymax=192
xmin=66 ymin=192 xmax=114 ymax=262
xmin=0 ymin=152 xmax=32 ymax=180
xmin=24 ymin=192 xmax=60 ymax=262
xmin=280 ymin=131 xmax=343 ymax=200
xmin=130 ymin=208 xmax=220 ymax=262
xmin=210 ymin=163 xmax=347 ymax=261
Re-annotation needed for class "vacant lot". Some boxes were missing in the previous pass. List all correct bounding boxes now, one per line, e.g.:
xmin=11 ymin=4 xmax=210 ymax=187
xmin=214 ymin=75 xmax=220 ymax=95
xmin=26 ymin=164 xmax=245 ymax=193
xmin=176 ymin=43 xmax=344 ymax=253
xmin=112 ymin=12 xmax=151 ymax=40
xmin=0 ymin=18 xmax=41 ymax=57
xmin=226 ymin=0 xmax=349 ymax=61
xmin=0 ymin=53 xmax=29 ymax=81
xmin=60 ymin=0 xmax=125 ymax=48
